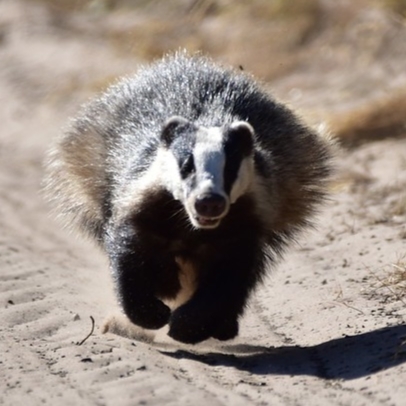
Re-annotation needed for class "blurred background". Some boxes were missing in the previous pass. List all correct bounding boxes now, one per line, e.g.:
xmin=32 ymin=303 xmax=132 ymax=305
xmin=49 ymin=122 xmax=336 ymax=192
xmin=1 ymin=0 xmax=406 ymax=151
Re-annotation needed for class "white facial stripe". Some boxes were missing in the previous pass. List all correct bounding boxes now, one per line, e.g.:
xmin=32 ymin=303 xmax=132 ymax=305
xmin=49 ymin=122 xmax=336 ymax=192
xmin=113 ymin=146 xmax=177 ymax=220
xmin=193 ymin=127 xmax=226 ymax=196
xmin=230 ymin=156 xmax=254 ymax=203
xmin=158 ymin=147 xmax=184 ymax=200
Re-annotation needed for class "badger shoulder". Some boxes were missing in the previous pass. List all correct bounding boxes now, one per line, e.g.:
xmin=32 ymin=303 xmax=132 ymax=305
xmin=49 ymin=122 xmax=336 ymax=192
xmin=250 ymin=111 xmax=334 ymax=240
xmin=43 ymin=78 xmax=153 ymax=241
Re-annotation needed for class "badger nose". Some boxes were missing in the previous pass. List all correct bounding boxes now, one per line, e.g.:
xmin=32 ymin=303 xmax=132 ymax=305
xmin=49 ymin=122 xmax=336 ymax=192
xmin=194 ymin=193 xmax=227 ymax=218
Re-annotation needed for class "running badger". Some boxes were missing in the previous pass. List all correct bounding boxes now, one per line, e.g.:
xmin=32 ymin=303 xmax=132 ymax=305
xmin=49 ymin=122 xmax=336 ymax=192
xmin=45 ymin=52 xmax=332 ymax=344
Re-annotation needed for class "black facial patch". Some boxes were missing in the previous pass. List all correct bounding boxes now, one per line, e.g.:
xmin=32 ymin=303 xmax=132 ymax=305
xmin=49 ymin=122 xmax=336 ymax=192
xmin=170 ymin=132 xmax=197 ymax=180
xmin=179 ymin=154 xmax=195 ymax=179
xmin=223 ymin=123 xmax=254 ymax=194
xmin=160 ymin=116 xmax=198 ymax=180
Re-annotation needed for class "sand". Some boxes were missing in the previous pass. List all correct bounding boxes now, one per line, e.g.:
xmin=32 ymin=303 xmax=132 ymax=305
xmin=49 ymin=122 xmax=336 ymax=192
xmin=1 ymin=1 xmax=406 ymax=405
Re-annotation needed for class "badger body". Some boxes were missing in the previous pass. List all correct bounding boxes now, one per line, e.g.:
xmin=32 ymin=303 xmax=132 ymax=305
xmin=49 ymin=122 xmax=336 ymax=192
xmin=45 ymin=53 xmax=332 ymax=344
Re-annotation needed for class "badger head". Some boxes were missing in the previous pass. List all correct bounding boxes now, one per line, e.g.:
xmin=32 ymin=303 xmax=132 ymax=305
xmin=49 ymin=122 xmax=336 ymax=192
xmin=160 ymin=116 xmax=255 ymax=230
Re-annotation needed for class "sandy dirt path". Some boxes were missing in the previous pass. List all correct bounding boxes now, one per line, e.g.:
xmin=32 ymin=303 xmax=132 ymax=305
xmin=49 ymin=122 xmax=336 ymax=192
xmin=1 ymin=1 xmax=406 ymax=405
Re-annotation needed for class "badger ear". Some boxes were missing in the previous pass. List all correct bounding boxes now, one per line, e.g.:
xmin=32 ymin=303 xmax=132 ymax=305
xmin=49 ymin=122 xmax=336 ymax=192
xmin=226 ymin=121 xmax=255 ymax=156
xmin=161 ymin=116 xmax=191 ymax=147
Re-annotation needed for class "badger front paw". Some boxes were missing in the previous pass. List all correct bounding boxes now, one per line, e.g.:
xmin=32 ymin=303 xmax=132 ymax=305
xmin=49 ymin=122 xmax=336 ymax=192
xmin=168 ymin=305 xmax=211 ymax=344
xmin=125 ymin=297 xmax=171 ymax=330
xmin=211 ymin=318 xmax=239 ymax=341
xmin=168 ymin=303 xmax=239 ymax=344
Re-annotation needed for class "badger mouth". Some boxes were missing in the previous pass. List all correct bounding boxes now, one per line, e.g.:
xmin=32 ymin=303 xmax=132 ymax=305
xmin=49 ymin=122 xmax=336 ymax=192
xmin=194 ymin=215 xmax=221 ymax=229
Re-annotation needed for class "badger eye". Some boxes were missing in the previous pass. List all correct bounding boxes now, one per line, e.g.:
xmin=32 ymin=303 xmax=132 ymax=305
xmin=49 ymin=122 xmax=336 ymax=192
xmin=180 ymin=155 xmax=195 ymax=178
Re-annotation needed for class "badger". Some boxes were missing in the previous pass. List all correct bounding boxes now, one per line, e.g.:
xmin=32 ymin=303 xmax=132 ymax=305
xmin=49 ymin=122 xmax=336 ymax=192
xmin=45 ymin=52 xmax=333 ymax=344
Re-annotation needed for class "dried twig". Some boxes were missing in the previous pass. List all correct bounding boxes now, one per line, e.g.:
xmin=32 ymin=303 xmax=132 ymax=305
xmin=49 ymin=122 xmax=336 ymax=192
xmin=331 ymin=284 xmax=365 ymax=314
xmin=77 ymin=316 xmax=95 ymax=346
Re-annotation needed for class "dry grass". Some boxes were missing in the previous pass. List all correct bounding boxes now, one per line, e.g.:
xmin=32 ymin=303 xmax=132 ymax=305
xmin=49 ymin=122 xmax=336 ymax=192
xmin=29 ymin=0 xmax=406 ymax=145
xmin=30 ymin=0 xmax=320 ymax=15
xmin=380 ymin=261 xmax=406 ymax=302
xmin=29 ymin=0 xmax=323 ymax=79
xmin=32 ymin=0 xmax=406 ymax=17
xmin=375 ymin=0 xmax=406 ymax=16
xmin=29 ymin=0 xmax=92 ymax=12
xmin=101 ymin=0 xmax=324 ymax=80
xmin=368 ymin=257 xmax=406 ymax=304
xmin=389 ymin=195 xmax=406 ymax=217
xmin=329 ymin=90 xmax=406 ymax=146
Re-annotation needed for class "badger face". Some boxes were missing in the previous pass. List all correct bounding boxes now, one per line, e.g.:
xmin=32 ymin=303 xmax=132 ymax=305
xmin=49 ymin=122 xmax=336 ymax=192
xmin=160 ymin=116 xmax=255 ymax=229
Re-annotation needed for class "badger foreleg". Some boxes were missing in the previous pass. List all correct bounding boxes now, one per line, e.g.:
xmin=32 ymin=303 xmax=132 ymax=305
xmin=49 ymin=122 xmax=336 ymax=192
xmin=104 ymin=222 xmax=174 ymax=330
xmin=168 ymin=241 xmax=264 ymax=344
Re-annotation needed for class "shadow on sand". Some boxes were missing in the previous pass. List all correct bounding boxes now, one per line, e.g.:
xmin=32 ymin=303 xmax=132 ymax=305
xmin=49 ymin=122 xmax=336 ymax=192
xmin=159 ymin=324 xmax=406 ymax=380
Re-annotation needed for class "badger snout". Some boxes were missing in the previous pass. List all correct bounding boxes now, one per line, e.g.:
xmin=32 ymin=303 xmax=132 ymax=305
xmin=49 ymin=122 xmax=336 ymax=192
xmin=189 ymin=193 xmax=229 ymax=229
xmin=195 ymin=193 xmax=227 ymax=218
